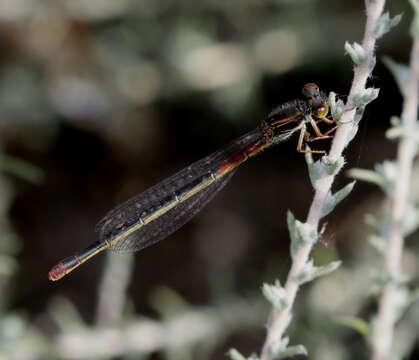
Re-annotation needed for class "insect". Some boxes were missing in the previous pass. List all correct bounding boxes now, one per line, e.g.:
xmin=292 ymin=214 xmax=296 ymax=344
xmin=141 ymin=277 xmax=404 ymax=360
xmin=48 ymin=83 xmax=337 ymax=281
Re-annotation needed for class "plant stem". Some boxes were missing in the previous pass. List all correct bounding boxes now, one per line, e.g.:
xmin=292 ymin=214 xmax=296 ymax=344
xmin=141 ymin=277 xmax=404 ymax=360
xmin=371 ymin=27 xmax=419 ymax=360
xmin=260 ymin=1 xmax=387 ymax=358
xmin=95 ymin=253 xmax=134 ymax=326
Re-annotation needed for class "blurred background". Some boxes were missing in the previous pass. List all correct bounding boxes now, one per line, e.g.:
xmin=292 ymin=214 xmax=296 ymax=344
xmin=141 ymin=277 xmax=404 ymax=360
xmin=1 ymin=0 xmax=418 ymax=359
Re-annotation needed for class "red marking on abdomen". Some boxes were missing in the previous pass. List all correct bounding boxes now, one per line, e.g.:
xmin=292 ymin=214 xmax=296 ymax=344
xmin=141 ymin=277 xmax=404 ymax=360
xmin=218 ymin=152 xmax=247 ymax=173
xmin=244 ymin=140 xmax=266 ymax=156
xmin=48 ymin=262 xmax=66 ymax=281
xmin=218 ymin=140 xmax=266 ymax=173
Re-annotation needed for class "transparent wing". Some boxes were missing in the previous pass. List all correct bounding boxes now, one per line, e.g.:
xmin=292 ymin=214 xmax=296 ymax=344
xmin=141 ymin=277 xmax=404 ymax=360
xmin=109 ymin=170 xmax=236 ymax=252
xmin=96 ymin=127 xmax=263 ymax=252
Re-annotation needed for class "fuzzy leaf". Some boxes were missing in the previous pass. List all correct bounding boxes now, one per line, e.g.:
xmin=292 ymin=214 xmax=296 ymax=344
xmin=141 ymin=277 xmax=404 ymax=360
xmin=375 ymin=12 xmax=402 ymax=39
xmin=391 ymin=116 xmax=401 ymax=127
xmin=385 ymin=115 xmax=419 ymax=141
xmin=409 ymin=0 xmax=419 ymax=36
xmin=383 ymin=57 xmax=410 ymax=96
xmin=287 ymin=211 xmax=318 ymax=259
xmin=298 ymin=259 xmax=341 ymax=285
xmin=275 ymin=345 xmax=308 ymax=359
xmin=335 ymin=315 xmax=371 ymax=340
xmin=329 ymin=92 xmax=345 ymax=122
xmin=365 ymin=214 xmax=390 ymax=253
xmin=267 ymin=337 xmax=308 ymax=360
xmin=305 ymin=153 xmax=323 ymax=189
xmin=352 ymin=88 xmax=380 ymax=107
xmin=262 ymin=281 xmax=288 ymax=311
xmin=346 ymin=123 xmax=359 ymax=145
xmin=375 ymin=161 xmax=396 ymax=193
xmin=402 ymin=204 xmax=419 ymax=236
xmin=386 ymin=126 xmax=404 ymax=139
xmin=229 ymin=349 xmax=247 ymax=360
xmin=228 ymin=349 xmax=259 ymax=360
xmin=0 ymin=153 xmax=44 ymax=184
xmin=322 ymin=181 xmax=355 ymax=217
xmin=393 ymin=285 xmax=410 ymax=321
xmin=345 ymin=41 xmax=366 ymax=65
xmin=349 ymin=161 xmax=395 ymax=194
xmin=368 ymin=234 xmax=387 ymax=254
xmin=348 ymin=168 xmax=385 ymax=187
xmin=306 ymin=155 xmax=345 ymax=190
xmin=353 ymin=105 xmax=365 ymax=125
xmin=368 ymin=55 xmax=377 ymax=72
xmin=322 ymin=156 xmax=345 ymax=175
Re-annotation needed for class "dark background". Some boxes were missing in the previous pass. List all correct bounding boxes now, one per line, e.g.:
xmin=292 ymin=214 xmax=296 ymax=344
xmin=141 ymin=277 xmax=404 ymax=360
xmin=0 ymin=1 xmax=417 ymax=359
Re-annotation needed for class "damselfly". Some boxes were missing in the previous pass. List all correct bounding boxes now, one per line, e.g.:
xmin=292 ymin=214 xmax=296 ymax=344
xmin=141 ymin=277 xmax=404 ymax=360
xmin=49 ymin=83 xmax=337 ymax=281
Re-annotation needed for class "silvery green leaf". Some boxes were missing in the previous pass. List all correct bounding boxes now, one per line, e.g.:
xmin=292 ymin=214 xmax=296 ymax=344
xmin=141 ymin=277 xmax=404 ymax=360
xmin=368 ymin=55 xmax=377 ymax=72
xmin=346 ymin=123 xmax=359 ymax=144
xmin=298 ymin=259 xmax=341 ymax=285
xmin=365 ymin=213 xmax=390 ymax=253
xmin=383 ymin=57 xmax=410 ymax=96
xmin=270 ymin=336 xmax=289 ymax=356
xmin=287 ymin=211 xmax=299 ymax=245
xmin=393 ymin=285 xmax=409 ymax=321
xmin=306 ymin=155 xmax=345 ymax=189
xmin=275 ymin=345 xmax=308 ymax=359
xmin=228 ymin=349 xmax=247 ymax=360
xmin=375 ymin=161 xmax=397 ymax=193
xmin=390 ymin=116 xmax=401 ymax=126
xmin=228 ymin=349 xmax=259 ymax=360
xmin=386 ymin=116 xmax=419 ymax=141
xmin=409 ymin=0 xmax=419 ymax=36
xmin=288 ymin=213 xmax=303 ymax=259
xmin=329 ymin=92 xmax=345 ymax=122
xmin=345 ymin=41 xmax=366 ymax=65
xmin=49 ymin=297 xmax=86 ymax=330
xmin=365 ymin=212 xmax=390 ymax=234
xmin=306 ymin=155 xmax=323 ymax=188
xmin=349 ymin=161 xmax=395 ymax=194
xmin=353 ymin=105 xmax=365 ymax=125
xmin=352 ymin=88 xmax=380 ymax=107
xmin=322 ymin=181 xmax=356 ymax=217
xmin=270 ymin=337 xmax=307 ymax=359
xmin=287 ymin=211 xmax=318 ymax=259
xmin=262 ymin=281 xmax=288 ymax=311
xmin=335 ymin=316 xmax=372 ymax=340
xmin=365 ymin=213 xmax=378 ymax=227
xmin=401 ymin=204 xmax=419 ymax=237
xmin=368 ymin=234 xmax=387 ymax=254
xmin=370 ymin=269 xmax=397 ymax=291
xmin=375 ymin=12 xmax=402 ymax=39
xmin=322 ymin=156 xmax=345 ymax=176
xmin=0 ymin=153 xmax=44 ymax=184
xmin=348 ymin=168 xmax=385 ymax=187
xmin=386 ymin=126 xmax=404 ymax=139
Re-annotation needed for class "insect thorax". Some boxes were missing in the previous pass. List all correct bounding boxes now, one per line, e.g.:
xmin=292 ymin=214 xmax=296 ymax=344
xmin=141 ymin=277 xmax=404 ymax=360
xmin=265 ymin=99 xmax=310 ymax=123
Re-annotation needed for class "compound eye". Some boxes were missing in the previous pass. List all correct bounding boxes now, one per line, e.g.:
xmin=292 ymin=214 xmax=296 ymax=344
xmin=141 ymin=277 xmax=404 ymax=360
xmin=303 ymin=83 xmax=318 ymax=91
xmin=302 ymin=83 xmax=319 ymax=98
xmin=314 ymin=104 xmax=329 ymax=118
